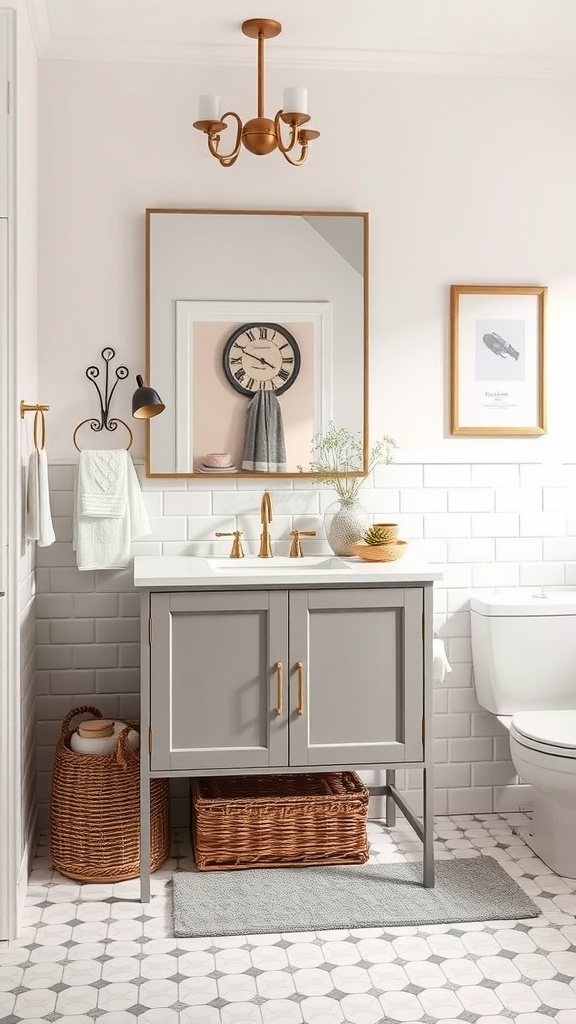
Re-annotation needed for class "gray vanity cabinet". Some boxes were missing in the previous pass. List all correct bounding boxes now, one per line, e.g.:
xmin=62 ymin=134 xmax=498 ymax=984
xmin=137 ymin=560 xmax=439 ymax=899
xmin=149 ymin=586 xmax=423 ymax=773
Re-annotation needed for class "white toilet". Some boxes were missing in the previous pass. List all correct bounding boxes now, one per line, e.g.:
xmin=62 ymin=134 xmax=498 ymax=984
xmin=470 ymin=589 xmax=576 ymax=878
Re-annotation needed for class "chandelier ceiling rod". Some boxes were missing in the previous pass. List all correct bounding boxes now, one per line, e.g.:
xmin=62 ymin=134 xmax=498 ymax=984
xmin=193 ymin=18 xmax=320 ymax=168
xmin=256 ymin=22 xmax=265 ymax=118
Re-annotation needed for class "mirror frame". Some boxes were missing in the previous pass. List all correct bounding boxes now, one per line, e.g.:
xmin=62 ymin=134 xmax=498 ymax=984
xmin=145 ymin=207 xmax=369 ymax=478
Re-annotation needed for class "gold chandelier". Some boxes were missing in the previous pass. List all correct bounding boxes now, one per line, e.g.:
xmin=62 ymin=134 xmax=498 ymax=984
xmin=193 ymin=18 xmax=320 ymax=167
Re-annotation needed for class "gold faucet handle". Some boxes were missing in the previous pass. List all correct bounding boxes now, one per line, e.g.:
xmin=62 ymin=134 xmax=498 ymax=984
xmin=215 ymin=530 xmax=245 ymax=558
xmin=289 ymin=529 xmax=317 ymax=558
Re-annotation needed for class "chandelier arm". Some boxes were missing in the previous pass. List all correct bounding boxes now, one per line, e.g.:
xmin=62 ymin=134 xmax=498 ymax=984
xmin=217 ymin=152 xmax=242 ymax=168
xmin=278 ymin=143 xmax=309 ymax=167
xmin=207 ymin=111 xmax=243 ymax=165
xmin=274 ymin=111 xmax=298 ymax=154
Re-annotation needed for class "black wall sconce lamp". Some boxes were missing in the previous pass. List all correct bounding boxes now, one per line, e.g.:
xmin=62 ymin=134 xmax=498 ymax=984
xmin=132 ymin=375 xmax=166 ymax=419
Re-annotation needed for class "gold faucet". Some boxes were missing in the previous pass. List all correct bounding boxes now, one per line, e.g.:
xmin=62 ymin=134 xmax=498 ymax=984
xmin=259 ymin=491 xmax=273 ymax=558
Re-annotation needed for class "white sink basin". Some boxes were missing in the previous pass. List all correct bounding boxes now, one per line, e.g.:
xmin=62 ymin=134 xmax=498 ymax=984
xmin=208 ymin=556 xmax=352 ymax=573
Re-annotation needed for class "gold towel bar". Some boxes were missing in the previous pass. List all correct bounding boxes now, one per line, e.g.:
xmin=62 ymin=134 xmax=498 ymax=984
xmin=20 ymin=400 xmax=50 ymax=419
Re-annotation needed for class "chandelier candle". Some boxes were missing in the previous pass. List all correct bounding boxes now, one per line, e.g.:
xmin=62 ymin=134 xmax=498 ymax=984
xmin=197 ymin=95 xmax=221 ymax=122
xmin=283 ymin=87 xmax=307 ymax=115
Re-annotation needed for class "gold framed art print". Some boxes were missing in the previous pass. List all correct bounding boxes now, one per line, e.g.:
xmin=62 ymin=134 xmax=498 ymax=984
xmin=450 ymin=284 xmax=546 ymax=436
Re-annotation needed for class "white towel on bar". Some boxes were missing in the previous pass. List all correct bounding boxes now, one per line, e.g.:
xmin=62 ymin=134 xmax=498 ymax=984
xmin=73 ymin=450 xmax=150 ymax=570
xmin=77 ymin=448 xmax=128 ymax=518
xmin=24 ymin=450 xmax=39 ymax=541
xmin=25 ymin=449 xmax=56 ymax=547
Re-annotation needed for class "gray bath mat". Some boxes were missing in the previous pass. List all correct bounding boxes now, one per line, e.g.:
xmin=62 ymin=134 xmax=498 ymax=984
xmin=171 ymin=856 xmax=539 ymax=937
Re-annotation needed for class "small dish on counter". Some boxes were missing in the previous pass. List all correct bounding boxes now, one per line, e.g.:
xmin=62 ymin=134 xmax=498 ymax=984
xmin=351 ymin=540 xmax=408 ymax=562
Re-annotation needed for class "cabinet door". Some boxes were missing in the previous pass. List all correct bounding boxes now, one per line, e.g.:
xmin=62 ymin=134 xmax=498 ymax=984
xmin=150 ymin=590 xmax=288 ymax=771
xmin=289 ymin=588 xmax=423 ymax=766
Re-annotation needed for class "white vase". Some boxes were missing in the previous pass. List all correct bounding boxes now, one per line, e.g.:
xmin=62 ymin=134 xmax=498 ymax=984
xmin=324 ymin=497 xmax=369 ymax=556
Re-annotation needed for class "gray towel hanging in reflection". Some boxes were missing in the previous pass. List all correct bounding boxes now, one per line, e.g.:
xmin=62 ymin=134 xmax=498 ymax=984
xmin=242 ymin=391 xmax=287 ymax=472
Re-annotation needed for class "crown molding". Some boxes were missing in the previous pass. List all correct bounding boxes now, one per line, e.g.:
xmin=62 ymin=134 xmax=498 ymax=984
xmin=36 ymin=41 xmax=576 ymax=79
xmin=20 ymin=2 xmax=576 ymax=79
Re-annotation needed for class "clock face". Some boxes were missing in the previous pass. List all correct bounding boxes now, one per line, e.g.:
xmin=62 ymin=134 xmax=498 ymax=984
xmin=222 ymin=322 xmax=301 ymax=397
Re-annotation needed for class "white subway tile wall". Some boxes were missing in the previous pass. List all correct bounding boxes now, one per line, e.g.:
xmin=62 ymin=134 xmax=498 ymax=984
xmin=33 ymin=460 xmax=576 ymax=829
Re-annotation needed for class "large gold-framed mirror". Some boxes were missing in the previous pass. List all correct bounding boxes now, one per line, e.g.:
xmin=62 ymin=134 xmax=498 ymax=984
xmin=145 ymin=208 xmax=368 ymax=478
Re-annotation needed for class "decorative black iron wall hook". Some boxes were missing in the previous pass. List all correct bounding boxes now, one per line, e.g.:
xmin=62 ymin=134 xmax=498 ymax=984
xmin=85 ymin=347 xmax=129 ymax=433
xmin=72 ymin=347 xmax=137 ymax=451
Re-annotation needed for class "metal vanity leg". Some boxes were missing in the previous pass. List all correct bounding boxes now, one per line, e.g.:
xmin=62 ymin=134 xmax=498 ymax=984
xmin=422 ymin=766 xmax=435 ymax=887
xmin=139 ymin=589 xmax=152 ymax=904
xmin=140 ymin=766 xmax=151 ymax=903
xmin=385 ymin=769 xmax=396 ymax=828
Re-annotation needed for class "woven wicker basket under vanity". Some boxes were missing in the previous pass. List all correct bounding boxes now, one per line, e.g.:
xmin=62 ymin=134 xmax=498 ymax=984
xmin=50 ymin=705 xmax=170 ymax=883
xmin=191 ymin=771 xmax=369 ymax=871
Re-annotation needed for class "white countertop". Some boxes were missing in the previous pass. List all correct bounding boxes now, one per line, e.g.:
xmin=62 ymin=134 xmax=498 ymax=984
xmin=133 ymin=555 xmax=443 ymax=588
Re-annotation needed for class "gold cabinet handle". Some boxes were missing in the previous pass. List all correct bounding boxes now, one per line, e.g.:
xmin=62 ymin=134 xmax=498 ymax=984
xmin=297 ymin=661 xmax=305 ymax=716
xmin=275 ymin=661 xmax=283 ymax=717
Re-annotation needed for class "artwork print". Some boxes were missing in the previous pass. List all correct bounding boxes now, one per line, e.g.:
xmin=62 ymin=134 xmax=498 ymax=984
xmin=450 ymin=285 xmax=546 ymax=436
xmin=475 ymin=319 xmax=525 ymax=382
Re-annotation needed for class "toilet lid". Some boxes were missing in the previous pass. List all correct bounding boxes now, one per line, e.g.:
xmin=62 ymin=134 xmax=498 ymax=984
xmin=511 ymin=710 xmax=576 ymax=752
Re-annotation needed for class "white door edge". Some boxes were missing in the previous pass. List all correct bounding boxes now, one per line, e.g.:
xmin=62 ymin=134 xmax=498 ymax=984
xmin=0 ymin=7 xmax=23 ymax=941
xmin=0 ymin=220 xmax=21 ymax=943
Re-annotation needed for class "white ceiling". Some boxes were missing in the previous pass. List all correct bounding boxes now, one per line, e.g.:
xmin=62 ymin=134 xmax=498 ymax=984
xmin=26 ymin=0 xmax=576 ymax=74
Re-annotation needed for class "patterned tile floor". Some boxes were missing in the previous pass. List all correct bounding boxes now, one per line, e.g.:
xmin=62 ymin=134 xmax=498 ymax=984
xmin=2 ymin=812 xmax=576 ymax=1023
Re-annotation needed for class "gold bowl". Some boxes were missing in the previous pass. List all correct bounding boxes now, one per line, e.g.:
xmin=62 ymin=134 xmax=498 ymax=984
xmin=352 ymin=540 xmax=408 ymax=562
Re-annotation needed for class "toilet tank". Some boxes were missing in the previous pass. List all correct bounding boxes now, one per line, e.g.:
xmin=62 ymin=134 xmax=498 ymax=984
xmin=470 ymin=589 xmax=576 ymax=715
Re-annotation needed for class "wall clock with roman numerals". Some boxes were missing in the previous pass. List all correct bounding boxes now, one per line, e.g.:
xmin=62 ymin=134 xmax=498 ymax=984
xmin=222 ymin=322 xmax=301 ymax=398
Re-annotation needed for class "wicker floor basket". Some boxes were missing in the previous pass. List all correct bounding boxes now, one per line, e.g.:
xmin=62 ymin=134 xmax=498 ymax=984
xmin=50 ymin=706 xmax=170 ymax=883
xmin=191 ymin=771 xmax=369 ymax=871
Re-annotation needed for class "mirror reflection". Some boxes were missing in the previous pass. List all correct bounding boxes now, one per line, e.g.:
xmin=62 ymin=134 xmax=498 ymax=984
xmin=146 ymin=209 xmax=368 ymax=477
